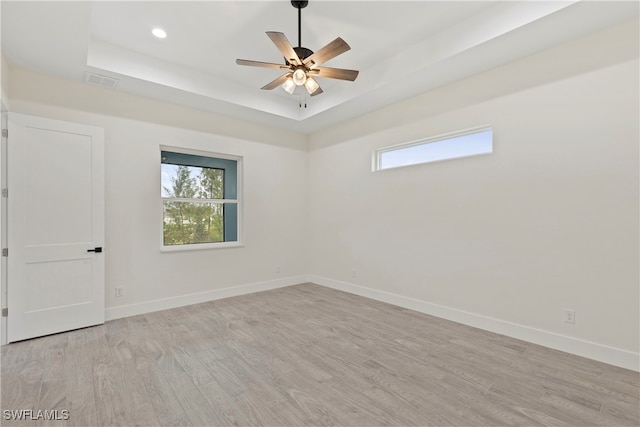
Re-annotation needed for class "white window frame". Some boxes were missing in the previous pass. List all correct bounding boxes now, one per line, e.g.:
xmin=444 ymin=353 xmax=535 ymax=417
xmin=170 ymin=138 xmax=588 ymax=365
xmin=160 ymin=146 xmax=243 ymax=252
xmin=373 ymin=125 xmax=493 ymax=171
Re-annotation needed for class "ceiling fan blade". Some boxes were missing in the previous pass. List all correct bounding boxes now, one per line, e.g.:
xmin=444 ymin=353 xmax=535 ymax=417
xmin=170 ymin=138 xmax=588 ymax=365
xmin=309 ymin=66 xmax=359 ymax=81
xmin=261 ymin=73 xmax=292 ymax=90
xmin=236 ymin=59 xmax=289 ymax=70
xmin=303 ymin=37 xmax=350 ymax=67
xmin=266 ymin=31 xmax=302 ymax=66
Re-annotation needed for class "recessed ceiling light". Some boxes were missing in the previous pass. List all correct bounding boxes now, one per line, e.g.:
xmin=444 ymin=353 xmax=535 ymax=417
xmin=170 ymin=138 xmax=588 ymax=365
xmin=152 ymin=28 xmax=167 ymax=39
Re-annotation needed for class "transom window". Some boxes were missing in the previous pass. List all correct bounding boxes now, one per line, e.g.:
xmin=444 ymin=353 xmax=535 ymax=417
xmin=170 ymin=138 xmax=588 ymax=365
xmin=374 ymin=126 xmax=493 ymax=171
xmin=161 ymin=149 xmax=241 ymax=250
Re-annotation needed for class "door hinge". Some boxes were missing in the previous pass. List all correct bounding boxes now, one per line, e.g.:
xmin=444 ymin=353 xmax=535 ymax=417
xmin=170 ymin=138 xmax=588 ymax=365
xmin=1 ymin=129 xmax=7 ymax=138
xmin=1 ymin=248 xmax=7 ymax=257
xmin=1 ymin=188 xmax=7 ymax=198
xmin=1 ymin=308 xmax=6 ymax=317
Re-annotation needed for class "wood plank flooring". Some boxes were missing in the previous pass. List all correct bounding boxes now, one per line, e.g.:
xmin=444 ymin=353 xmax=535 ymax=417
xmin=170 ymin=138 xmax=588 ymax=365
xmin=1 ymin=283 xmax=638 ymax=426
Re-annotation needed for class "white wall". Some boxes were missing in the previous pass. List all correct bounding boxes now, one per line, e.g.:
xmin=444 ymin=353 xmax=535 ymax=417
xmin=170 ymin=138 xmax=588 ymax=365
xmin=308 ymin=21 xmax=639 ymax=364
xmin=1 ymin=53 xmax=8 ymax=110
xmin=8 ymin=68 xmax=308 ymax=316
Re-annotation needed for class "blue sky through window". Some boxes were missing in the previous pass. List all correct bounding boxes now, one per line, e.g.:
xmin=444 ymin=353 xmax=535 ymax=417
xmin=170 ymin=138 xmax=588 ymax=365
xmin=378 ymin=128 xmax=493 ymax=170
xmin=160 ymin=164 xmax=176 ymax=197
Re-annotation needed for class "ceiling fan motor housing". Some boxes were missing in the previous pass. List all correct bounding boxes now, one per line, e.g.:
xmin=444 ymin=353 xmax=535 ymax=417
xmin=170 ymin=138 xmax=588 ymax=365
xmin=292 ymin=47 xmax=314 ymax=64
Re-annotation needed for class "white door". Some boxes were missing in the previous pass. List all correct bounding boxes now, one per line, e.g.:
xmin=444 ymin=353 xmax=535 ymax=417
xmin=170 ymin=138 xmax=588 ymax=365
xmin=7 ymin=113 xmax=104 ymax=342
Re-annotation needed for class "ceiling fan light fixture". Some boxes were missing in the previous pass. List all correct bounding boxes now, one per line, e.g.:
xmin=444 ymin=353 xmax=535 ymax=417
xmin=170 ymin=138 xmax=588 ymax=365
xmin=304 ymin=77 xmax=319 ymax=94
xmin=292 ymin=68 xmax=307 ymax=85
xmin=282 ymin=77 xmax=296 ymax=94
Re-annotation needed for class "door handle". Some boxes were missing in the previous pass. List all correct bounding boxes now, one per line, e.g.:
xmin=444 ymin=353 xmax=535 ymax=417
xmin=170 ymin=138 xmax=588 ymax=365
xmin=87 ymin=247 xmax=103 ymax=253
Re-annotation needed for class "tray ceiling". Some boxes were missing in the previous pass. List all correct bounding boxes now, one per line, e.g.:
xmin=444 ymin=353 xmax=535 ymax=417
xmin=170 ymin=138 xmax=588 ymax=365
xmin=2 ymin=1 xmax=638 ymax=133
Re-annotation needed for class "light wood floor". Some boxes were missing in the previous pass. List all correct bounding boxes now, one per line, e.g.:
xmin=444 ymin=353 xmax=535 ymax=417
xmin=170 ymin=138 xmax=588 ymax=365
xmin=1 ymin=283 xmax=638 ymax=426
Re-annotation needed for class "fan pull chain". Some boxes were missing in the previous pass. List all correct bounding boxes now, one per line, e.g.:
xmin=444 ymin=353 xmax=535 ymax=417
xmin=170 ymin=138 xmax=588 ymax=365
xmin=298 ymin=93 xmax=308 ymax=108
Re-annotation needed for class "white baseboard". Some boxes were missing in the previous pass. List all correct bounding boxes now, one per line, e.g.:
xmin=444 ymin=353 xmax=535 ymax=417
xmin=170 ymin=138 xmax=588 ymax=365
xmin=105 ymin=275 xmax=307 ymax=321
xmin=308 ymin=275 xmax=640 ymax=372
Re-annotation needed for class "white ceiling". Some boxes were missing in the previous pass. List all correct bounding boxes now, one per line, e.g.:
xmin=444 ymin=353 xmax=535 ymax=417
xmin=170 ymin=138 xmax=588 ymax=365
xmin=2 ymin=1 xmax=638 ymax=134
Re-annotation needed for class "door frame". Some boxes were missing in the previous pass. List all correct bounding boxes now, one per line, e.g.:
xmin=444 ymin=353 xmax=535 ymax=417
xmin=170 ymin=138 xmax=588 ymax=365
xmin=1 ymin=106 xmax=7 ymax=345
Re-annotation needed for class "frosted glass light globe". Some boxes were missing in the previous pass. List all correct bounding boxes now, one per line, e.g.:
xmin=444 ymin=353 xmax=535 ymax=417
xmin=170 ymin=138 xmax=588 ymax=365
xmin=282 ymin=77 xmax=296 ymax=94
xmin=292 ymin=68 xmax=307 ymax=86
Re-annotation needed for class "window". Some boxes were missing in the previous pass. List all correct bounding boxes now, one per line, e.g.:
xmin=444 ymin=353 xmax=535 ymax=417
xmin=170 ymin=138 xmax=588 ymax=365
xmin=374 ymin=126 xmax=493 ymax=171
xmin=161 ymin=149 xmax=241 ymax=250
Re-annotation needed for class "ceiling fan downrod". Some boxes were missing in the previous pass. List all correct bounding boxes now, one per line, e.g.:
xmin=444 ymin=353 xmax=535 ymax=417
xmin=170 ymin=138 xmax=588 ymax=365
xmin=291 ymin=0 xmax=308 ymax=49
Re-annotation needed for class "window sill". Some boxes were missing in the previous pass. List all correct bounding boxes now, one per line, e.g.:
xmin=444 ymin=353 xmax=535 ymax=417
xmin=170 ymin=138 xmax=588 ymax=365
xmin=160 ymin=241 xmax=244 ymax=253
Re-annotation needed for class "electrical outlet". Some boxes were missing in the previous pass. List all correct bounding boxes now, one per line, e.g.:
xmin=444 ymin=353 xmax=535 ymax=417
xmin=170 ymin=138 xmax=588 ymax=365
xmin=351 ymin=269 xmax=357 ymax=278
xmin=275 ymin=266 xmax=280 ymax=274
xmin=115 ymin=287 xmax=124 ymax=298
xmin=563 ymin=309 xmax=575 ymax=324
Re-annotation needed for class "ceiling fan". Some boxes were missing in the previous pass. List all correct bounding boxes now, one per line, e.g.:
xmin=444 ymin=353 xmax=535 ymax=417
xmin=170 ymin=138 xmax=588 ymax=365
xmin=236 ymin=0 xmax=359 ymax=97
